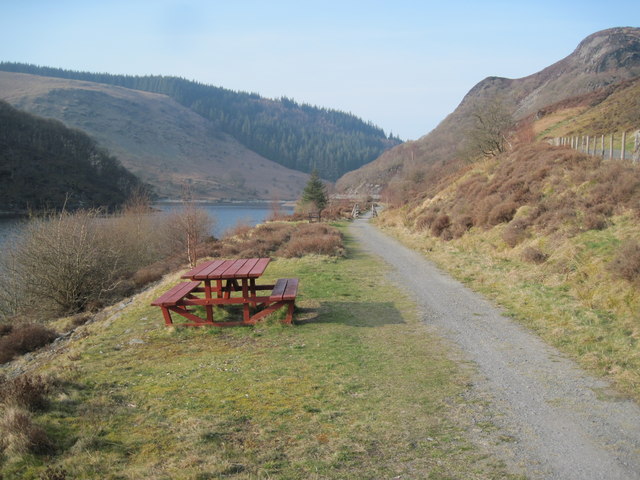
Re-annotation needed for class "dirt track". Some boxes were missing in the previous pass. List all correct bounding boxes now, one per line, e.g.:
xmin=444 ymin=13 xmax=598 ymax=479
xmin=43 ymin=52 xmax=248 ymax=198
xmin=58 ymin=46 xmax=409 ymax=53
xmin=350 ymin=217 xmax=640 ymax=480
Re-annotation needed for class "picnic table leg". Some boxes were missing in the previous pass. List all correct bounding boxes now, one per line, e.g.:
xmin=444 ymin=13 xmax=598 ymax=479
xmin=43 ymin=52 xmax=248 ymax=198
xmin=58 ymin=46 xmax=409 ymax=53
xmin=242 ymin=279 xmax=251 ymax=323
xmin=285 ymin=301 xmax=294 ymax=324
xmin=161 ymin=307 xmax=174 ymax=326
xmin=205 ymin=280 xmax=214 ymax=322
xmin=249 ymin=278 xmax=257 ymax=305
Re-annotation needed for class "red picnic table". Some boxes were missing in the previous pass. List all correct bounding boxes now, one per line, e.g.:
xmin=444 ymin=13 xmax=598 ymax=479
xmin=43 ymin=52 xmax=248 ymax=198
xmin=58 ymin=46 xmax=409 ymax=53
xmin=151 ymin=258 xmax=299 ymax=327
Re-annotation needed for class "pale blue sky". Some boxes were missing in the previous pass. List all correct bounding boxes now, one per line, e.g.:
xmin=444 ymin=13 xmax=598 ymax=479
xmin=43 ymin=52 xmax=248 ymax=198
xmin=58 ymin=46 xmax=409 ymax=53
xmin=0 ymin=0 xmax=637 ymax=139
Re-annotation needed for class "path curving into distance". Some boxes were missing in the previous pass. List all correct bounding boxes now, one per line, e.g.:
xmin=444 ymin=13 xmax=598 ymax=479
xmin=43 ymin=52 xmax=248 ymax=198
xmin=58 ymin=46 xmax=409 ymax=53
xmin=350 ymin=217 xmax=640 ymax=480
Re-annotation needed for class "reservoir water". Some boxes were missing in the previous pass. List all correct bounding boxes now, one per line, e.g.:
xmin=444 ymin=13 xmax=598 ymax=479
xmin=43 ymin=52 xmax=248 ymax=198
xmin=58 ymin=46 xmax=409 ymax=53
xmin=0 ymin=203 xmax=294 ymax=247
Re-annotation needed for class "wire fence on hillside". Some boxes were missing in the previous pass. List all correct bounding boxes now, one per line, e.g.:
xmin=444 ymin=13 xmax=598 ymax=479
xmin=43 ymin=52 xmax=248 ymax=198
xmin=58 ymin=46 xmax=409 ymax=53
xmin=549 ymin=130 xmax=640 ymax=162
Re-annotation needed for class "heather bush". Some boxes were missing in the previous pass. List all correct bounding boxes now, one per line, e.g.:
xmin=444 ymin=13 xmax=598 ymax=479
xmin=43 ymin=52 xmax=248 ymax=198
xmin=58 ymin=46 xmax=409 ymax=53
xmin=277 ymin=223 xmax=344 ymax=257
xmin=0 ymin=324 xmax=58 ymax=364
xmin=522 ymin=247 xmax=548 ymax=264
xmin=277 ymin=235 xmax=343 ymax=257
xmin=0 ymin=323 xmax=12 ymax=337
xmin=415 ymin=208 xmax=438 ymax=231
xmin=0 ymin=374 xmax=52 ymax=411
xmin=430 ymin=214 xmax=451 ymax=238
xmin=582 ymin=211 xmax=608 ymax=231
xmin=609 ymin=240 xmax=640 ymax=283
xmin=487 ymin=200 xmax=518 ymax=226
xmin=450 ymin=215 xmax=474 ymax=239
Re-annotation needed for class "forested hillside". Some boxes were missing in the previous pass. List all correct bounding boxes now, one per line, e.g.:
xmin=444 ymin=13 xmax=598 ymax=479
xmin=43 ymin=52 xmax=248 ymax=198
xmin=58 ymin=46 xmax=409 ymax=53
xmin=0 ymin=63 xmax=400 ymax=181
xmin=0 ymin=100 xmax=145 ymax=211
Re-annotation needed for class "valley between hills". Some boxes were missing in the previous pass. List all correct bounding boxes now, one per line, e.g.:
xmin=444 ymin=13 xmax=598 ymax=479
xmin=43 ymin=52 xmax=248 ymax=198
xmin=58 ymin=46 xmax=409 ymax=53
xmin=0 ymin=26 xmax=640 ymax=480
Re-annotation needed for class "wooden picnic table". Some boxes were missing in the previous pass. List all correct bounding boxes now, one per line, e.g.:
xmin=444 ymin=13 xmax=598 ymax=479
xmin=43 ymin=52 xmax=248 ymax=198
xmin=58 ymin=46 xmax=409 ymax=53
xmin=151 ymin=258 xmax=298 ymax=327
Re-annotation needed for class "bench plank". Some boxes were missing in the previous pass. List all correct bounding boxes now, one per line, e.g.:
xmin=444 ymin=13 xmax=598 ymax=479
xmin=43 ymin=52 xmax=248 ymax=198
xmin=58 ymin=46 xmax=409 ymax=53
xmin=151 ymin=281 xmax=201 ymax=306
xmin=282 ymin=278 xmax=299 ymax=301
xmin=269 ymin=278 xmax=299 ymax=302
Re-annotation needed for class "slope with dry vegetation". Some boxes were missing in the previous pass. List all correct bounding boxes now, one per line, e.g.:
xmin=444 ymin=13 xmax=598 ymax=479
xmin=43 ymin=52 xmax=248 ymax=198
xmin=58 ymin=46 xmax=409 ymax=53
xmin=376 ymin=140 xmax=640 ymax=399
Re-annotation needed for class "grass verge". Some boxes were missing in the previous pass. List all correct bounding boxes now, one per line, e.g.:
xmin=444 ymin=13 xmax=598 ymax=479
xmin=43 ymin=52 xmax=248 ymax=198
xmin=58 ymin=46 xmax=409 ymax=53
xmin=375 ymin=215 xmax=640 ymax=401
xmin=0 ymin=227 xmax=519 ymax=479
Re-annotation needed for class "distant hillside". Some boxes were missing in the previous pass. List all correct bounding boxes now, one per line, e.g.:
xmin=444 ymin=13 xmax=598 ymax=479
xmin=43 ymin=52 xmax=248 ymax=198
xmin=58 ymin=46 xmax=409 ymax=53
xmin=337 ymin=27 xmax=640 ymax=197
xmin=0 ymin=100 xmax=144 ymax=212
xmin=0 ymin=63 xmax=401 ymax=182
xmin=0 ymin=71 xmax=310 ymax=201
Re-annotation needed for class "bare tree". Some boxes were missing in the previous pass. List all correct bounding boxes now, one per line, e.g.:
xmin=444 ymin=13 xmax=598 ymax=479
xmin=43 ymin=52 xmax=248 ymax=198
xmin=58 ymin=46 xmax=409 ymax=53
xmin=163 ymin=185 xmax=214 ymax=267
xmin=462 ymin=97 xmax=514 ymax=161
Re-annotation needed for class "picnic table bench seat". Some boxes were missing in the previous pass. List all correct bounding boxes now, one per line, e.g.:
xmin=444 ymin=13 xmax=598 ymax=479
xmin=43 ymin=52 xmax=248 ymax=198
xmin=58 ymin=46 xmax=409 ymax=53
xmin=248 ymin=278 xmax=299 ymax=325
xmin=151 ymin=281 xmax=201 ymax=307
xmin=270 ymin=278 xmax=299 ymax=302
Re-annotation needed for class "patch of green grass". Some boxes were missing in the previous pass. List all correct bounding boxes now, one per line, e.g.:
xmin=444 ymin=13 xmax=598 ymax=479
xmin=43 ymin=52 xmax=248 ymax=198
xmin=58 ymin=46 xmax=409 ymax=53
xmin=0 ymin=228 xmax=519 ymax=479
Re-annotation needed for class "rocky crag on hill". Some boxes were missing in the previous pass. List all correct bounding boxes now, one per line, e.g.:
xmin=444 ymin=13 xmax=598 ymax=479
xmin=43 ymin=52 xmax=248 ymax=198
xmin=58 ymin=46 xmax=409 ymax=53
xmin=337 ymin=27 xmax=640 ymax=198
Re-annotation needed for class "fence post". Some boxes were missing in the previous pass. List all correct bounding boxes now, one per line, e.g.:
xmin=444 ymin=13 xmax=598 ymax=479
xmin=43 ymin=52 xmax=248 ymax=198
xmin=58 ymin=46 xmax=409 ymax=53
xmin=601 ymin=134 xmax=605 ymax=157
xmin=610 ymin=133 xmax=614 ymax=160
xmin=621 ymin=131 xmax=627 ymax=160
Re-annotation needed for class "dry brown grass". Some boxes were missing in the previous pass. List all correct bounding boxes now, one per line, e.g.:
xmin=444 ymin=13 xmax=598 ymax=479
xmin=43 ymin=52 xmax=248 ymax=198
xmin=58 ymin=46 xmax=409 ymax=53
xmin=0 ymin=407 xmax=53 ymax=456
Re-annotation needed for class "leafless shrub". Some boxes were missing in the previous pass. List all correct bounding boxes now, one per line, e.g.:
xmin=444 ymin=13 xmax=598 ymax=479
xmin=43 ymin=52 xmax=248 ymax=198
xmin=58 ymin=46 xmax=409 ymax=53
xmin=163 ymin=204 xmax=213 ymax=267
xmin=0 ymin=324 xmax=58 ymax=364
xmin=132 ymin=263 xmax=168 ymax=287
xmin=0 ymin=407 xmax=53 ymax=456
xmin=0 ymin=210 xmax=150 ymax=316
xmin=0 ymin=374 xmax=52 ymax=411
xmin=609 ymin=240 xmax=640 ymax=283
xmin=522 ymin=247 xmax=548 ymax=264
xmin=223 ymin=221 xmax=253 ymax=240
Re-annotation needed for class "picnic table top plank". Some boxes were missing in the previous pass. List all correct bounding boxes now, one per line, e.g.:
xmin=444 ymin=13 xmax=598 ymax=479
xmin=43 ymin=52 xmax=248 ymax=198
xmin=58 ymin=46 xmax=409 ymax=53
xmin=181 ymin=259 xmax=224 ymax=279
xmin=234 ymin=258 xmax=261 ymax=277
xmin=249 ymin=257 xmax=271 ymax=277
xmin=208 ymin=259 xmax=237 ymax=278
xmin=183 ymin=258 xmax=271 ymax=280
xmin=220 ymin=258 xmax=251 ymax=278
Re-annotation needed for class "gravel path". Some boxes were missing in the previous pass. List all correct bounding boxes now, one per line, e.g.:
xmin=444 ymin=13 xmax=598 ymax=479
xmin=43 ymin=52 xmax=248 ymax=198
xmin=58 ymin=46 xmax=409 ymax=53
xmin=349 ymin=217 xmax=640 ymax=480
